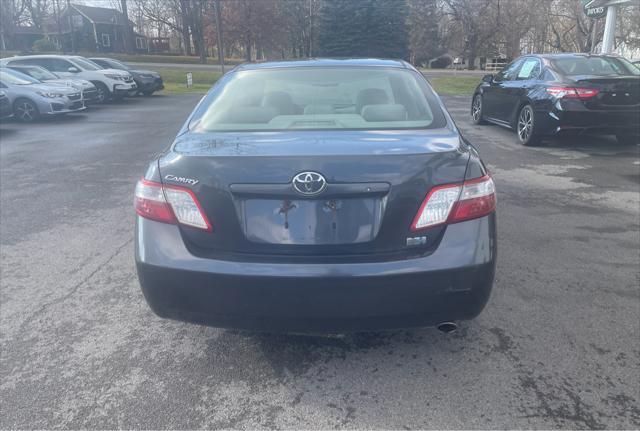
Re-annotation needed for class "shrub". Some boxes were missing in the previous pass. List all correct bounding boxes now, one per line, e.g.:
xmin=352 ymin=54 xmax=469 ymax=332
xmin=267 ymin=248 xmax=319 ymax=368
xmin=32 ymin=38 xmax=57 ymax=52
xmin=430 ymin=56 xmax=452 ymax=69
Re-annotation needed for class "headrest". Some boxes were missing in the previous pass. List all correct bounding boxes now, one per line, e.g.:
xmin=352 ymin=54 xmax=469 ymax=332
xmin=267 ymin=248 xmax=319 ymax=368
xmin=356 ymin=88 xmax=389 ymax=113
xmin=262 ymin=91 xmax=294 ymax=115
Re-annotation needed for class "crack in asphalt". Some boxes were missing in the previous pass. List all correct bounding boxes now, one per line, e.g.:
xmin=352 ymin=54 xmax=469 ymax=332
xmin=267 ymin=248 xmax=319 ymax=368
xmin=16 ymin=238 xmax=133 ymax=332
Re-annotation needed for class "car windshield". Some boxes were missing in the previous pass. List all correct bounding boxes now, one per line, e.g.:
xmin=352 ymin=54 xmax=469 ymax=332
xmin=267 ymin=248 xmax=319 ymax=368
xmin=108 ymin=59 xmax=130 ymax=70
xmin=192 ymin=67 xmax=444 ymax=132
xmin=552 ymin=56 xmax=640 ymax=76
xmin=0 ymin=69 xmax=39 ymax=85
xmin=15 ymin=66 xmax=57 ymax=81
xmin=71 ymin=57 xmax=101 ymax=71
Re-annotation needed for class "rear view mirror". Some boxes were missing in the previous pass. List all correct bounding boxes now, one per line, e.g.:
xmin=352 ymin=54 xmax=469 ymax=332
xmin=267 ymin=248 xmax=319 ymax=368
xmin=482 ymin=74 xmax=494 ymax=83
xmin=68 ymin=67 xmax=79 ymax=73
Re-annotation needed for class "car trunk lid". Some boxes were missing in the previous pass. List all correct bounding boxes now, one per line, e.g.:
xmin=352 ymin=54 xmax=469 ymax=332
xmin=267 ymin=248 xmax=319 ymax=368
xmin=159 ymin=129 xmax=469 ymax=260
xmin=570 ymin=75 xmax=640 ymax=108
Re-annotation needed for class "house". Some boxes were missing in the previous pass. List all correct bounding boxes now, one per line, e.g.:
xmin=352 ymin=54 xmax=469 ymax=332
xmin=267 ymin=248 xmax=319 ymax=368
xmin=1 ymin=26 xmax=45 ymax=51
xmin=57 ymin=3 xmax=149 ymax=54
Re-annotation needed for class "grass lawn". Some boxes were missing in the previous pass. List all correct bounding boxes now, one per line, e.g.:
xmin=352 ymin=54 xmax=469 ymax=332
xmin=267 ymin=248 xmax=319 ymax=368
xmin=155 ymin=68 xmax=222 ymax=94
xmin=156 ymin=67 xmax=481 ymax=97
xmin=428 ymin=75 xmax=481 ymax=96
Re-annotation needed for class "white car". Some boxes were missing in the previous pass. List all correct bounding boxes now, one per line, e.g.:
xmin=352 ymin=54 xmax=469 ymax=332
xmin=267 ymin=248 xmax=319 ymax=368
xmin=0 ymin=55 xmax=137 ymax=102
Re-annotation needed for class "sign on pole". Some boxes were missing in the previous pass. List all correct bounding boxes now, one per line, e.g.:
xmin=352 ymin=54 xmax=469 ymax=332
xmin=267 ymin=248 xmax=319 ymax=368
xmin=582 ymin=0 xmax=608 ymax=18
xmin=186 ymin=72 xmax=193 ymax=88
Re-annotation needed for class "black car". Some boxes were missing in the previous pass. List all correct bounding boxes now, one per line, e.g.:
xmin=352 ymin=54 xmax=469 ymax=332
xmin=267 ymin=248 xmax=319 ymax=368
xmin=471 ymin=54 xmax=640 ymax=146
xmin=90 ymin=58 xmax=163 ymax=96
xmin=0 ymin=90 xmax=12 ymax=120
xmin=135 ymin=59 xmax=497 ymax=334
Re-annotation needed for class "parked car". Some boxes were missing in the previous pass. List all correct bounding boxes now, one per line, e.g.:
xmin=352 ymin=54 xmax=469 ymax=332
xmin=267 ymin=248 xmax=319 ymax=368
xmin=134 ymin=59 xmax=497 ymax=334
xmin=0 ymin=68 xmax=85 ymax=122
xmin=471 ymin=53 xmax=640 ymax=145
xmin=0 ymin=90 xmax=13 ymax=120
xmin=89 ymin=57 xmax=164 ymax=96
xmin=0 ymin=55 xmax=136 ymax=102
xmin=5 ymin=64 xmax=99 ymax=105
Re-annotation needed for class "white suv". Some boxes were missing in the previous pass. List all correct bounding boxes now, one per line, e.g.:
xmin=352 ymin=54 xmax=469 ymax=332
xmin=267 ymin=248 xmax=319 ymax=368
xmin=0 ymin=55 xmax=137 ymax=102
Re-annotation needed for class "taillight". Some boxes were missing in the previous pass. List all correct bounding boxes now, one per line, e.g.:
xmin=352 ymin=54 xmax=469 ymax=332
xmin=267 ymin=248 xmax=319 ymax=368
xmin=411 ymin=175 xmax=495 ymax=231
xmin=134 ymin=179 xmax=211 ymax=231
xmin=546 ymin=86 xmax=599 ymax=99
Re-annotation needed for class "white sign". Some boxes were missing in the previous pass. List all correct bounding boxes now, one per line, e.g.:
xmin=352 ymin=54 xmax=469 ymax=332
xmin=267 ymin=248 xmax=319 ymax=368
xmin=186 ymin=72 xmax=193 ymax=88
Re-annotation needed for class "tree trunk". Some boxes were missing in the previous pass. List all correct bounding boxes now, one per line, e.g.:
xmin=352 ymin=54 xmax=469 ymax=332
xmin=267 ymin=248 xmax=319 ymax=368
xmin=244 ymin=41 xmax=252 ymax=61
xmin=214 ymin=0 xmax=224 ymax=73
xmin=120 ymin=0 xmax=133 ymax=54
xmin=179 ymin=0 xmax=192 ymax=56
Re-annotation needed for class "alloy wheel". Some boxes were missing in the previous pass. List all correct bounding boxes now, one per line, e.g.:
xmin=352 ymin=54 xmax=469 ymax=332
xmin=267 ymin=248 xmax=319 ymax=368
xmin=96 ymin=86 xmax=107 ymax=102
xmin=472 ymin=96 xmax=482 ymax=122
xmin=517 ymin=106 xmax=533 ymax=142
xmin=16 ymin=101 xmax=36 ymax=122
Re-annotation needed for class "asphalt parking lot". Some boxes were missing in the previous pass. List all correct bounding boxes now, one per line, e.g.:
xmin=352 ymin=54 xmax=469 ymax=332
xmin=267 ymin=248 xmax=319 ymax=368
xmin=1 ymin=94 xmax=638 ymax=429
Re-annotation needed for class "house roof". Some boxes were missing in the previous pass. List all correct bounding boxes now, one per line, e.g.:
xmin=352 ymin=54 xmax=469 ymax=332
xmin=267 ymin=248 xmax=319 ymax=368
xmin=70 ymin=3 xmax=129 ymax=25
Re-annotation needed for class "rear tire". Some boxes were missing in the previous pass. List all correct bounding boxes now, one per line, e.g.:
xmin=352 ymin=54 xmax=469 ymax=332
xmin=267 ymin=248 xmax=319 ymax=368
xmin=471 ymin=94 xmax=486 ymax=125
xmin=615 ymin=134 xmax=639 ymax=145
xmin=516 ymin=105 xmax=541 ymax=146
xmin=13 ymin=98 xmax=39 ymax=123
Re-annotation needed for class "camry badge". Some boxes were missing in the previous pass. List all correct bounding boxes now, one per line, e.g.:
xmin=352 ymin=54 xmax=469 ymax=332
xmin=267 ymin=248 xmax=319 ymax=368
xmin=164 ymin=174 xmax=199 ymax=186
xmin=292 ymin=172 xmax=327 ymax=195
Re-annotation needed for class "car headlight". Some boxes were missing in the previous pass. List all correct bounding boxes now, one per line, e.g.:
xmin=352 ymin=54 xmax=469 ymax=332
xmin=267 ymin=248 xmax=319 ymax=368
xmin=138 ymin=74 xmax=154 ymax=79
xmin=36 ymin=91 xmax=65 ymax=98
xmin=104 ymin=74 xmax=125 ymax=80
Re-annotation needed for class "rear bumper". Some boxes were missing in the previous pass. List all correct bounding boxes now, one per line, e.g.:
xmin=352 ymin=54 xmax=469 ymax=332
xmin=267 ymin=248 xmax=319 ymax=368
xmin=135 ymin=77 xmax=164 ymax=93
xmin=536 ymin=107 xmax=640 ymax=136
xmin=135 ymin=214 xmax=497 ymax=333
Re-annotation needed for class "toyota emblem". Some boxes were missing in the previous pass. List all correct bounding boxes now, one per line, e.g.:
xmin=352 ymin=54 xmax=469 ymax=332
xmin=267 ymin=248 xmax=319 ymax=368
xmin=292 ymin=172 xmax=327 ymax=195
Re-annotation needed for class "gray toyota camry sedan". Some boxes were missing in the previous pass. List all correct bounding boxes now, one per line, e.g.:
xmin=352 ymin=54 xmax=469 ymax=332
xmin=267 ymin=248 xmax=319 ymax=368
xmin=135 ymin=58 xmax=497 ymax=333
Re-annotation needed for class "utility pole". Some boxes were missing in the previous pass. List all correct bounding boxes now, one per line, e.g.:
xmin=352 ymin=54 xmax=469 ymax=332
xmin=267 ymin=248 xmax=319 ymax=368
xmin=214 ymin=0 xmax=224 ymax=73
xmin=601 ymin=4 xmax=617 ymax=53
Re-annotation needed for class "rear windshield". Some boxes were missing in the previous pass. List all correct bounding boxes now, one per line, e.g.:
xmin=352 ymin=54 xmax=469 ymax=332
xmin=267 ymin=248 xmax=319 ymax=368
xmin=191 ymin=67 xmax=446 ymax=132
xmin=552 ymin=56 xmax=640 ymax=76
xmin=71 ymin=57 xmax=101 ymax=71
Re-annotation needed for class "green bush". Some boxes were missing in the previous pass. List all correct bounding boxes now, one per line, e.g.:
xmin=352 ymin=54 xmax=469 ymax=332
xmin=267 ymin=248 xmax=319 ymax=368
xmin=32 ymin=38 xmax=57 ymax=52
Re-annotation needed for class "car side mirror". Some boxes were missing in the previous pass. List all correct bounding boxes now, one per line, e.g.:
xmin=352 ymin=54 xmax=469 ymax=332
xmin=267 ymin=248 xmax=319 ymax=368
xmin=482 ymin=74 xmax=494 ymax=83
xmin=68 ymin=67 xmax=79 ymax=73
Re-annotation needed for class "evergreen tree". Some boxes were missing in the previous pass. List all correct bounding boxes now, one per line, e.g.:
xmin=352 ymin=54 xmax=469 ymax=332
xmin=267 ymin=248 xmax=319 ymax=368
xmin=408 ymin=0 xmax=443 ymax=66
xmin=316 ymin=0 xmax=409 ymax=59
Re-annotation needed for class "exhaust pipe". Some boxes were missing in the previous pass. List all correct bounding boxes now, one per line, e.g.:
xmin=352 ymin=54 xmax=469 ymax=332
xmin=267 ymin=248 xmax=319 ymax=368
xmin=436 ymin=322 xmax=458 ymax=334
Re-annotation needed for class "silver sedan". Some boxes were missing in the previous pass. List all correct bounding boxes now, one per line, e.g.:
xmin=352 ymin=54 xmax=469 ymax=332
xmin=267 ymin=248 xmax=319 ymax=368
xmin=0 ymin=68 xmax=85 ymax=123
